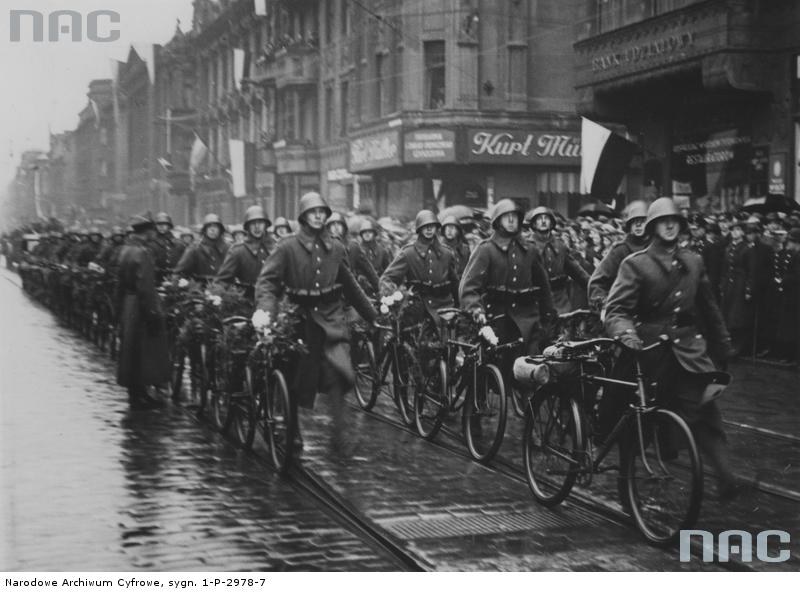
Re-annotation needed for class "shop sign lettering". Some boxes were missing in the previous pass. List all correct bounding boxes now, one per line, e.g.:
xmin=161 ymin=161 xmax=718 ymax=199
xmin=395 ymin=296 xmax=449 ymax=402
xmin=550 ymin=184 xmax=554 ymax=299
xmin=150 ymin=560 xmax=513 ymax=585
xmin=673 ymin=135 xmax=751 ymax=167
xmin=467 ymin=130 xmax=581 ymax=164
xmin=349 ymin=131 xmax=401 ymax=172
xmin=404 ymin=129 xmax=456 ymax=163
xmin=592 ymin=32 xmax=694 ymax=73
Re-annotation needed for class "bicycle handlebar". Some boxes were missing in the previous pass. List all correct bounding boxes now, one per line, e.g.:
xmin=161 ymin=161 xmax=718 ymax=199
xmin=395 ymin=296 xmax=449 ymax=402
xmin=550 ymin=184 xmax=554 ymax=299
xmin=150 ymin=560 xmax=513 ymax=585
xmin=222 ymin=315 xmax=250 ymax=326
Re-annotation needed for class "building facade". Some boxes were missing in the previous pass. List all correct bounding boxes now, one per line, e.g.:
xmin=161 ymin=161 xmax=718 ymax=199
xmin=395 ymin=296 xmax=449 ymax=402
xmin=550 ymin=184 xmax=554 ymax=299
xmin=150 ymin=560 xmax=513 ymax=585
xmin=574 ymin=0 xmax=800 ymax=210
xmin=189 ymin=0 xmax=585 ymax=222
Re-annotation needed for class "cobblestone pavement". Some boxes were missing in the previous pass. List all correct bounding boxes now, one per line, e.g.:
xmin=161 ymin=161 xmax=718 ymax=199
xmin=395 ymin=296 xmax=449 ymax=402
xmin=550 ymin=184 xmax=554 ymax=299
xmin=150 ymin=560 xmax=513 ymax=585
xmin=0 ymin=272 xmax=398 ymax=571
xmin=2 ymin=268 xmax=797 ymax=571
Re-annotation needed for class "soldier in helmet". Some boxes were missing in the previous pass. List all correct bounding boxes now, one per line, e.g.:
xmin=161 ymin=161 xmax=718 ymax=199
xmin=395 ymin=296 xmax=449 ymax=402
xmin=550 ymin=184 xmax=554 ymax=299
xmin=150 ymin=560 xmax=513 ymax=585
xmin=174 ymin=213 xmax=229 ymax=282
xmin=326 ymin=212 xmax=380 ymax=297
xmin=358 ymin=219 xmax=392 ymax=276
xmin=216 ymin=205 xmax=274 ymax=300
xmin=604 ymin=197 xmax=743 ymax=500
xmin=255 ymin=192 xmax=377 ymax=454
xmin=95 ymin=226 xmax=126 ymax=273
xmin=150 ymin=212 xmax=180 ymax=282
xmin=526 ymin=206 xmax=589 ymax=314
xmin=380 ymin=209 xmax=460 ymax=322
xmin=116 ymin=213 xmax=170 ymax=410
xmin=588 ymin=200 xmax=650 ymax=308
xmin=460 ymin=199 xmax=555 ymax=365
xmin=272 ymin=217 xmax=292 ymax=242
xmin=75 ymin=227 xmax=104 ymax=267
xmin=440 ymin=215 xmax=471 ymax=277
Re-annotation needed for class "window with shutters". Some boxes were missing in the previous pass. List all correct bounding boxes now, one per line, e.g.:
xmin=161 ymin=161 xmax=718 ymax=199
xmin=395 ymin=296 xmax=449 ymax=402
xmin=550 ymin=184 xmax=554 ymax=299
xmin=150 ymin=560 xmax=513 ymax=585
xmin=424 ymin=41 xmax=446 ymax=110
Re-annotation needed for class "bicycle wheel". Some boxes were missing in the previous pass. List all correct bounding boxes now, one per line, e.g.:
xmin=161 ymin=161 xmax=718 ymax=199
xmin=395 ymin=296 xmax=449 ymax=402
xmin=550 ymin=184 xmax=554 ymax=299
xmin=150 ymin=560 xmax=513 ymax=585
xmin=231 ymin=365 xmax=257 ymax=449
xmin=266 ymin=368 xmax=295 ymax=474
xmin=523 ymin=388 xmax=584 ymax=506
xmin=624 ymin=408 xmax=703 ymax=546
xmin=353 ymin=336 xmax=379 ymax=410
xmin=414 ymin=358 xmax=447 ymax=440
xmin=392 ymin=344 xmax=415 ymax=426
xmin=462 ymin=363 xmax=507 ymax=462
xmin=208 ymin=351 xmax=232 ymax=433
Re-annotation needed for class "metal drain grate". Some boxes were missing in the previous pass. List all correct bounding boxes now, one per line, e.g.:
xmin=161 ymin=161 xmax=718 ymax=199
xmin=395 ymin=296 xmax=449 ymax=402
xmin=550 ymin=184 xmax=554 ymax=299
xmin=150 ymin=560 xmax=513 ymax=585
xmin=376 ymin=510 xmax=602 ymax=541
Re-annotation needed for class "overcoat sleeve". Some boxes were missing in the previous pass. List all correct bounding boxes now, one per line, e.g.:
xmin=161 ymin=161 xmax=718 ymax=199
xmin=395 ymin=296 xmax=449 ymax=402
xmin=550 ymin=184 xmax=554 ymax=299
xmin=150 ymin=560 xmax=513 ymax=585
xmin=588 ymin=244 xmax=626 ymax=305
xmin=565 ymin=248 xmax=590 ymax=286
xmin=379 ymin=249 xmax=409 ymax=296
xmin=137 ymin=247 xmax=162 ymax=321
xmin=351 ymin=241 xmax=380 ymax=293
xmin=459 ymin=245 xmax=489 ymax=315
xmin=604 ymin=256 xmax=641 ymax=339
xmin=338 ymin=262 xmax=378 ymax=323
xmin=254 ymin=242 xmax=288 ymax=316
xmin=531 ymin=250 xmax=556 ymax=317
xmin=173 ymin=245 xmax=196 ymax=277
xmin=215 ymin=245 xmax=240 ymax=284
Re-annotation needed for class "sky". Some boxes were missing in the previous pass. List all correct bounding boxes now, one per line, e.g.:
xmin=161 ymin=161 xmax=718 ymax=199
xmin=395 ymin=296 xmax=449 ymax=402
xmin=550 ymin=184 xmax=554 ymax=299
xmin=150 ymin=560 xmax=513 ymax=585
xmin=0 ymin=0 xmax=195 ymax=187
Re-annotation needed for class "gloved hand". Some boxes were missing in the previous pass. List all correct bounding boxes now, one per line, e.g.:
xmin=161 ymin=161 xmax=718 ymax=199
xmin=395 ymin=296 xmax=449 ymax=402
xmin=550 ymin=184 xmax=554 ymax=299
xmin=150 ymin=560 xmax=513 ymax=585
xmin=472 ymin=309 xmax=487 ymax=326
xmin=619 ymin=331 xmax=643 ymax=350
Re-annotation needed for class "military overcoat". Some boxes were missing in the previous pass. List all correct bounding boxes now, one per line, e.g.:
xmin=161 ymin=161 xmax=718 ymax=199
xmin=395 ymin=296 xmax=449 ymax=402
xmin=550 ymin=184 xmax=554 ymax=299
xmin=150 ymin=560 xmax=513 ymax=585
xmin=588 ymin=235 xmax=648 ymax=306
xmin=719 ymin=240 xmax=752 ymax=331
xmin=255 ymin=226 xmax=377 ymax=408
xmin=174 ymin=237 xmax=229 ymax=281
xmin=529 ymin=233 xmax=589 ymax=314
xmin=216 ymin=236 xmax=273 ymax=298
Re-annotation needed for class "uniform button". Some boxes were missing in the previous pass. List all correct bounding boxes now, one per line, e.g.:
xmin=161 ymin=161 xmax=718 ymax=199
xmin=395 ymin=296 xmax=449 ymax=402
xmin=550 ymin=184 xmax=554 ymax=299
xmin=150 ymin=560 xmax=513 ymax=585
xmin=313 ymin=306 xmax=318 ymax=311
xmin=316 ymin=257 xmax=321 ymax=262
xmin=675 ymin=290 xmax=682 ymax=297
xmin=674 ymin=338 xmax=680 ymax=343
xmin=316 ymin=269 xmax=320 ymax=274
xmin=315 ymin=282 xmax=320 ymax=287
xmin=513 ymin=265 xmax=517 ymax=270
xmin=674 ymin=307 xmax=680 ymax=313
xmin=511 ymin=303 xmax=516 ymax=308
xmin=428 ymin=300 xmax=432 ymax=305
xmin=695 ymin=334 xmax=703 ymax=339
xmin=672 ymin=260 xmax=677 ymax=266
xmin=512 ymin=277 xmax=517 ymax=282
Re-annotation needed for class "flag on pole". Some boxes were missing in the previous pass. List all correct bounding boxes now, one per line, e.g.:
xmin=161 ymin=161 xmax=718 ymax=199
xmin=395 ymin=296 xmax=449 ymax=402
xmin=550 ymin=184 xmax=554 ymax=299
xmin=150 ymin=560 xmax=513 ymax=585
xmin=580 ymin=117 xmax=637 ymax=201
xmin=254 ymin=0 xmax=268 ymax=17
xmin=89 ymin=98 xmax=101 ymax=129
xmin=189 ymin=133 xmax=208 ymax=190
xmin=233 ymin=48 xmax=250 ymax=91
xmin=229 ymin=139 xmax=255 ymax=198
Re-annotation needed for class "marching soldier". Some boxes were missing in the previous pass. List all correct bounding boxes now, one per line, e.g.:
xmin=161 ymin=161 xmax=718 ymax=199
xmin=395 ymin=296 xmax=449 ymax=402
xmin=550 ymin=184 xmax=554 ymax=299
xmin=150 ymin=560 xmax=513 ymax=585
xmin=95 ymin=226 xmax=126 ymax=273
xmin=604 ymin=197 xmax=742 ymax=500
xmin=526 ymin=206 xmax=589 ymax=314
xmin=150 ymin=212 xmax=181 ymax=282
xmin=174 ymin=213 xmax=229 ymax=282
xmin=326 ymin=212 xmax=380 ymax=297
xmin=358 ymin=220 xmax=392 ymax=277
xmin=272 ymin=217 xmax=292 ymax=242
xmin=216 ymin=205 xmax=273 ymax=300
xmin=255 ymin=192 xmax=377 ymax=454
xmin=440 ymin=215 xmax=471 ymax=277
xmin=460 ymin=199 xmax=555 ymax=360
xmin=588 ymin=200 xmax=649 ymax=308
xmin=115 ymin=213 xmax=170 ymax=410
xmin=380 ymin=210 xmax=460 ymax=323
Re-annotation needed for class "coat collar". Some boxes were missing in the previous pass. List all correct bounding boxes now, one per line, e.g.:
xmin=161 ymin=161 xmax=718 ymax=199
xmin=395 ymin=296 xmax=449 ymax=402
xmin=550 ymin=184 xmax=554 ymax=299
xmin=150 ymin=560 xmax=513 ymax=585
xmin=243 ymin=236 xmax=269 ymax=257
xmin=413 ymin=236 xmax=442 ymax=258
xmin=297 ymin=225 xmax=334 ymax=253
xmin=490 ymin=231 xmax=528 ymax=252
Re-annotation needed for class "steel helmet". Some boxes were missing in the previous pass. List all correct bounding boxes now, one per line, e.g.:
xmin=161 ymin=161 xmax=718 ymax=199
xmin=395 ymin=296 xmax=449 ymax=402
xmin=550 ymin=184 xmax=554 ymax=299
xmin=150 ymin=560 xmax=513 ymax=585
xmin=154 ymin=212 xmax=174 ymax=227
xmin=272 ymin=216 xmax=290 ymax=231
xmin=201 ymin=213 xmax=225 ymax=232
xmin=644 ymin=197 xmax=686 ymax=233
xmin=110 ymin=225 xmax=125 ymax=237
xmin=359 ymin=220 xmax=376 ymax=234
xmin=243 ymin=205 xmax=270 ymax=228
xmin=129 ymin=212 xmax=155 ymax=231
xmin=623 ymin=200 xmax=649 ymax=230
xmin=440 ymin=215 xmax=460 ymax=230
xmin=326 ymin=211 xmax=348 ymax=231
xmin=525 ymin=206 xmax=556 ymax=229
xmin=298 ymin=191 xmax=331 ymax=221
xmin=491 ymin=199 xmax=523 ymax=227
xmin=88 ymin=226 xmax=102 ymax=237
xmin=415 ymin=210 xmax=441 ymax=232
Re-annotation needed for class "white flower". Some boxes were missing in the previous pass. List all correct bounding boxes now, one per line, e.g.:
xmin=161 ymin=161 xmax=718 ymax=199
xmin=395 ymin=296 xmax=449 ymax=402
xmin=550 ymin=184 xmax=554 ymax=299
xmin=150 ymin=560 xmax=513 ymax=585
xmin=380 ymin=304 xmax=390 ymax=315
xmin=178 ymin=278 xmax=189 ymax=288
xmin=479 ymin=325 xmax=499 ymax=346
xmin=252 ymin=309 xmax=271 ymax=330
xmin=211 ymin=295 xmax=222 ymax=307
xmin=297 ymin=339 xmax=304 ymax=345
xmin=380 ymin=295 xmax=393 ymax=307
xmin=392 ymin=290 xmax=403 ymax=303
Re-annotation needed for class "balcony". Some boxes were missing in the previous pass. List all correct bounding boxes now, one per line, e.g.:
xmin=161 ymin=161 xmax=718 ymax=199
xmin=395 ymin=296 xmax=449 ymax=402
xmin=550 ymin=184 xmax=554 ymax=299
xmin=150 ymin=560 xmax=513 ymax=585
xmin=272 ymin=139 xmax=319 ymax=175
xmin=273 ymin=46 xmax=319 ymax=90
xmin=574 ymin=0 xmax=761 ymax=93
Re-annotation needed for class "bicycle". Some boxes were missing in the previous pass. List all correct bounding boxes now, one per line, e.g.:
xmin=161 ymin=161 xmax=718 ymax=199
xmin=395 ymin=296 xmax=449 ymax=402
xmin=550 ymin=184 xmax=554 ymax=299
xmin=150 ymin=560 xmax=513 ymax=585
xmin=355 ymin=300 xmax=429 ymax=427
xmin=414 ymin=308 xmax=521 ymax=462
xmin=520 ymin=315 xmax=703 ymax=545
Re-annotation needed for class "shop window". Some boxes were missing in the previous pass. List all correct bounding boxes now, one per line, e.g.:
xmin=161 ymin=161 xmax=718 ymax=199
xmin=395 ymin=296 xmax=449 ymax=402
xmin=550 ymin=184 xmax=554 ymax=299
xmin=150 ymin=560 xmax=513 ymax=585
xmin=424 ymin=41 xmax=446 ymax=110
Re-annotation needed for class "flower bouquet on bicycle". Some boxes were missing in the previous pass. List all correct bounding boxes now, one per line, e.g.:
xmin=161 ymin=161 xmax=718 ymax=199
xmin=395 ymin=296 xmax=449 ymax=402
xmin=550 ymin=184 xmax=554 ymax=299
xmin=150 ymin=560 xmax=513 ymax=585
xmin=245 ymin=300 xmax=307 ymax=471
xmin=515 ymin=310 xmax=703 ymax=545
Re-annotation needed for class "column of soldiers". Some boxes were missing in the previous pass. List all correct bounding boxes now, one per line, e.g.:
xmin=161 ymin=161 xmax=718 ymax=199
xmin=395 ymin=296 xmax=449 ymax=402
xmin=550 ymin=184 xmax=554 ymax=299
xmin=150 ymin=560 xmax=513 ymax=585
xmin=7 ymin=196 xmax=800 ymax=470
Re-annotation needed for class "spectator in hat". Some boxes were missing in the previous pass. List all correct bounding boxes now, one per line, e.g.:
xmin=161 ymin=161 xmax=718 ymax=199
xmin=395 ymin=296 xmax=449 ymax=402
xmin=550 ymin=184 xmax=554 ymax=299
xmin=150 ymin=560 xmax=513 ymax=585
xmin=745 ymin=219 xmax=775 ymax=356
xmin=720 ymin=220 xmax=752 ymax=355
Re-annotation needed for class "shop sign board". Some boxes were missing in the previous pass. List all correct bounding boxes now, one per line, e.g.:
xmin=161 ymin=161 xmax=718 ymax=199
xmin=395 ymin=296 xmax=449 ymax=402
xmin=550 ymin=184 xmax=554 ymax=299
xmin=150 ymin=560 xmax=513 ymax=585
xmin=349 ymin=130 xmax=402 ymax=172
xmin=769 ymin=153 xmax=786 ymax=195
xmin=404 ymin=129 xmax=456 ymax=163
xmin=466 ymin=129 xmax=581 ymax=165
